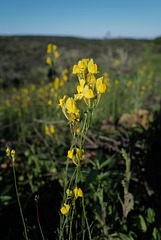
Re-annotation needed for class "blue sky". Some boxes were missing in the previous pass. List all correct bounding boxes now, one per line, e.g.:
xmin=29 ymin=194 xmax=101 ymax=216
xmin=0 ymin=0 xmax=161 ymax=39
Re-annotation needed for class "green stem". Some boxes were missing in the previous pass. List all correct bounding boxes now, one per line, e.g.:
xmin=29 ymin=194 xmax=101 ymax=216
xmin=35 ymin=199 xmax=45 ymax=240
xmin=13 ymin=164 xmax=28 ymax=240
xmin=80 ymin=170 xmax=92 ymax=240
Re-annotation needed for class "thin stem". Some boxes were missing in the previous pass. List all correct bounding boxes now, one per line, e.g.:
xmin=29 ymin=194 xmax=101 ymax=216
xmin=12 ymin=164 xmax=28 ymax=240
xmin=35 ymin=198 xmax=45 ymax=240
xmin=80 ymin=170 xmax=92 ymax=240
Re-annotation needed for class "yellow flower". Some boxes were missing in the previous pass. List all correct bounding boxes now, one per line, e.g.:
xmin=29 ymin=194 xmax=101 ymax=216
xmin=141 ymin=85 xmax=146 ymax=91
xmin=66 ymin=189 xmax=72 ymax=197
xmin=54 ymin=77 xmax=60 ymax=90
xmin=73 ymin=65 xmax=80 ymax=74
xmin=60 ymin=203 xmax=70 ymax=215
xmin=46 ymin=57 xmax=51 ymax=65
xmin=103 ymin=72 xmax=108 ymax=77
xmin=53 ymin=44 xmax=57 ymax=50
xmin=50 ymin=125 xmax=55 ymax=134
xmin=11 ymin=150 xmax=16 ymax=162
xmin=54 ymin=51 xmax=59 ymax=59
xmin=115 ymin=80 xmax=119 ymax=85
xmin=45 ymin=125 xmax=55 ymax=136
xmin=74 ymin=79 xmax=85 ymax=101
xmin=47 ymin=44 xmax=52 ymax=53
xmin=62 ymin=68 xmax=69 ymax=75
xmin=76 ymin=128 xmax=80 ymax=134
xmin=83 ymin=85 xmax=95 ymax=100
xmin=67 ymin=148 xmax=84 ymax=165
xmin=66 ymin=98 xmax=79 ymax=117
xmin=63 ymin=75 xmax=68 ymax=81
xmin=48 ymin=100 xmax=52 ymax=105
xmin=78 ymin=60 xmax=87 ymax=71
xmin=11 ymin=150 xmax=16 ymax=157
xmin=74 ymin=187 xmax=83 ymax=199
xmin=67 ymin=149 xmax=74 ymax=159
xmin=59 ymin=95 xmax=68 ymax=108
xmin=88 ymin=59 xmax=98 ymax=74
xmin=96 ymin=77 xmax=106 ymax=94
xmin=45 ymin=126 xmax=50 ymax=136
xmin=6 ymin=148 xmax=10 ymax=157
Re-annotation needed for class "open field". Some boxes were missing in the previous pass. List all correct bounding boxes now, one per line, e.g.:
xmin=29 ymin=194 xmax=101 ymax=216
xmin=0 ymin=36 xmax=161 ymax=240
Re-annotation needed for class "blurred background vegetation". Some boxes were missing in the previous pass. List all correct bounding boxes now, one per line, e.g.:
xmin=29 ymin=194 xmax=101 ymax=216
xmin=1 ymin=36 xmax=161 ymax=239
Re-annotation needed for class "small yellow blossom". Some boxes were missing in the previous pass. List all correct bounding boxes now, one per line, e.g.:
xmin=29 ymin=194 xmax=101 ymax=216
xmin=96 ymin=77 xmax=106 ymax=94
xmin=103 ymin=72 xmax=108 ymax=77
xmin=48 ymin=100 xmax=52 ymax=105
xmin=54 ymin=77 xmax=60 ymax=90
xmin=76 ymin=128 xmax=80 ymax=134
xmin=66 ymin=98 xmax=79 ymax=115
xmin=78 ymin=61 xmax=86 ymax=71
xmin=66 ymin=189 xmax=72 ymax=197
xmin=141 ymin=85 xmax=146 ymax=91
xmin=6 ymin=148 xmax=10 ymax=157
xmin=53 ymin=44 xmax=57 ymax=50
xmin=88 ymin=59 xmax=98 ymax=74
xmin=60 ymin=203 xmax=70 ymax=215
xmin=54 ymin=51 xmax=59 ymax=59
xmin=59 ymin=95 xmax=68 ymax=108
xmin=67 ymin=148 xmax=84 ymax=165
xmin=11 ymin=150 xmax=16 ymax=162
xmin=73 ymin=65 xmax=80 ymax=74
xmin=74 ymin=187 xmax=83 ymax=199
xmin=67 ymin=149 xmax=74 ymax=159
xmin=62 ymin=69 xmax=69 ymax=75
xmin=63 ymin=75 xmax=68 ymax=81
xmin=83 ymin=85 xmax=95 ymax=100
xmin=50 ymin=125 xmax=55 ymax=134
xmin=45 ymin=126 xmax=50 ymax=136
xmin=115 ymin=80 xmax=119 ymax=85
xmin=47 ymin=44 xmax=52 ymax=53
xmin=46 ymin=57 xmax=51 ymax=65
xmin=45 ymin=125 xmax=55 ymax=136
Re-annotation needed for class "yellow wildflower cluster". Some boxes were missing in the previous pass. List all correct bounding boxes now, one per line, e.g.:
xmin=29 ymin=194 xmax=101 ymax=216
xmin=139 ymin=66 xmax=147 ymax=76
xmin=67 ymin=148 xmax=84 ymax=166
xmin=45 ymin=125 xmax=55 ymax=137
xmin=59 ymin=96 xmax=80 ymax=123
xmin=46 ymin=44 xmax=59 ymax=65
xmin=60 ymin=186 xmax=83 ymax=216
xmin=6 ymin=148 xmax=16 ymax=162
xmin=53 ymin=68 xmax=69 ymax=90
xmin=62 ymin=68 xmax=69 ymax=82
xmin=59 ymin=59 xmax=107 ymax=124
xmin=140 ymin=85 xmax=146 ymax=95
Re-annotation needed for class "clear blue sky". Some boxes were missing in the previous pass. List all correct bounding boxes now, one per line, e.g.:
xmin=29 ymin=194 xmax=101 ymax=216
xmin=0 ymin=0 xmax=161 ymax=39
